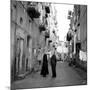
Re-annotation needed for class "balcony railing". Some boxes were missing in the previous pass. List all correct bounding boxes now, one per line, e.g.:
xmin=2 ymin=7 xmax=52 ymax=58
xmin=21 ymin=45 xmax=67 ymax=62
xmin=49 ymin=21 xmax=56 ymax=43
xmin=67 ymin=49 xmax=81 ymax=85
xmin=39 ymin=24 xmax=46 ymax=32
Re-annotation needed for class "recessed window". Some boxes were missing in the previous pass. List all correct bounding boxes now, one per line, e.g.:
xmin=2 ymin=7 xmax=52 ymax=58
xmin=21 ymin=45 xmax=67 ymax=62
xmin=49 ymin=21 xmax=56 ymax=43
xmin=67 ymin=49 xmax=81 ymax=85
xmin=13 ymin=4 xmax=16 ymax=9
xmin=29 ymin=19 xmax=31 ymax=23
xmin=27 ymin=35 xmax=31 ymax=47
xmin=20 ymin=17 xmax=23 ymax=24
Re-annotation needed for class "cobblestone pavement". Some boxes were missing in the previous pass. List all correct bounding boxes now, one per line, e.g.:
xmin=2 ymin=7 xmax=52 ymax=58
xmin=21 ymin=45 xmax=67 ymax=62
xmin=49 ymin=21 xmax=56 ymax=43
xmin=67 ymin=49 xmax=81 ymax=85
xmin=11 ymin=61 xmax=87 ymax=90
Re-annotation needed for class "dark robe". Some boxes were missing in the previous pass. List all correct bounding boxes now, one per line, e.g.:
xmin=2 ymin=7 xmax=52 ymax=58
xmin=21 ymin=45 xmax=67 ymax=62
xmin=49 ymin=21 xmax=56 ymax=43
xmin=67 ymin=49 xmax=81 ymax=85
xmin=40 ymin=54 xmax=49 ymax=77
xmin=51 ymin=54 xmax=57 ymax=78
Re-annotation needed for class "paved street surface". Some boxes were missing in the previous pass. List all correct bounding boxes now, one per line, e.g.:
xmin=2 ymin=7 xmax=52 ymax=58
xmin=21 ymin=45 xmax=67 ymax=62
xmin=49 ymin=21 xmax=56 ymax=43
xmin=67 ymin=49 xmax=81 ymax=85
xmin=11 ymin=61 xmax=87 ymax=90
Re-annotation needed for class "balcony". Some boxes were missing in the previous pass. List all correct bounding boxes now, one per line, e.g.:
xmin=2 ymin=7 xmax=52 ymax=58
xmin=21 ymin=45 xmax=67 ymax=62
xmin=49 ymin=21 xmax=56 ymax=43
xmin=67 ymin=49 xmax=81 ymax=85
xmin=45 ymin=6 xmax=50 ymax=13
xmin=45 ymin=31 xmax=50 ymax=38
xmin=27 ymin=7 xmax=40 ymax=20
xmin=66 ymin=32 xmax=72 ymax=41
xmin=39 ymin=24 xmax=46 ymax=32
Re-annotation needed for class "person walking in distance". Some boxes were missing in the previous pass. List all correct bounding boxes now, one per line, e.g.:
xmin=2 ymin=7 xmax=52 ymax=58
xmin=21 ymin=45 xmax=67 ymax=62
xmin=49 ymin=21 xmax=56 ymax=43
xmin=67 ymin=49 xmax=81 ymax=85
xmin=50 ymin=49 xmax=57 ymax=78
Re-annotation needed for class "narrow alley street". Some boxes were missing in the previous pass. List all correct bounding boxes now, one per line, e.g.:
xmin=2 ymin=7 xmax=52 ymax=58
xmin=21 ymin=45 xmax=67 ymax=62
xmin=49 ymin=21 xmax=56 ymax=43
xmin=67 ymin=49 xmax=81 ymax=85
xmin=11 ymin=1 xmax=87 ymax=89
xmin=12 ymin=61 xmax=87 ymax=90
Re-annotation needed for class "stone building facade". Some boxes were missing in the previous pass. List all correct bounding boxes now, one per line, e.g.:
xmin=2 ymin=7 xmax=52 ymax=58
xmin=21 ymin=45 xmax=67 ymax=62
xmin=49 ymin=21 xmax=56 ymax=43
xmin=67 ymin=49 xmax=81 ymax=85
xmin=67 ymin=5 xmax=87 ymax=70
xmin=11 ymin=0 xmax=57 ymax=82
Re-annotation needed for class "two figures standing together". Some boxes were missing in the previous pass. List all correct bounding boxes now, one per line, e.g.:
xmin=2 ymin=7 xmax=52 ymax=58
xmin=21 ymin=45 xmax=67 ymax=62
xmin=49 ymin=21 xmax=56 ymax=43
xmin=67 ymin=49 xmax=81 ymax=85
xmin=40 ymin=49 xmax=57 ymax=78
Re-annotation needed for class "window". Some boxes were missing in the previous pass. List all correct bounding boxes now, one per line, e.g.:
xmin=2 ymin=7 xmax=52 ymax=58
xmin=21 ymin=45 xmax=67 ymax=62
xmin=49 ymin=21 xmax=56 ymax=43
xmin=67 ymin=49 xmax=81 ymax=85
xmin=20 ymin=17 xmax=23 ymax=24
xmin=27 ymin=35 xmax=31 ymax=47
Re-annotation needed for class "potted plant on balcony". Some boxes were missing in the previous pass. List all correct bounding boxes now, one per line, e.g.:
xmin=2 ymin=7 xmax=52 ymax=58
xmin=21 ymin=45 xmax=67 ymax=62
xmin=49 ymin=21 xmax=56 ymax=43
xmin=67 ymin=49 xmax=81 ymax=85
xmin=27 ymin=7 xmax=40 ymax=20
xmin=39 ymin=24 xmax=46 ymax=33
